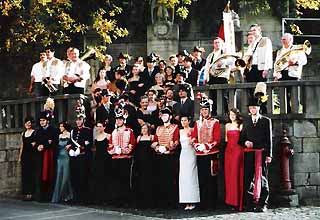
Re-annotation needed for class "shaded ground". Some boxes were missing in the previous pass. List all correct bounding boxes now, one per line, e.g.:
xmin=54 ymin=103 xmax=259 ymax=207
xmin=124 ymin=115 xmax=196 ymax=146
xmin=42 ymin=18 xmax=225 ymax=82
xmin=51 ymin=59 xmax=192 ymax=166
xmin=0 ymin=198 xmax=320 ymax=220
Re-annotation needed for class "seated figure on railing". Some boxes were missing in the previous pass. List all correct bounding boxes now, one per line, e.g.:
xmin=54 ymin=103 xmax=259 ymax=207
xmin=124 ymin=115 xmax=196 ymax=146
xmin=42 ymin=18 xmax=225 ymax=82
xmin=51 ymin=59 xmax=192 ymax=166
xmin=273 ymin=33 xmax=309 ymax=113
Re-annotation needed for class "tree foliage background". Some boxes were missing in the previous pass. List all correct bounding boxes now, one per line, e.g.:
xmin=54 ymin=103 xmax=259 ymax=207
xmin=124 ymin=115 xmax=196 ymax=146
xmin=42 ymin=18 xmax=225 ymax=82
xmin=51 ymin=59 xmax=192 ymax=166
xmin=0 ymin=0 xmax=193 ymax=54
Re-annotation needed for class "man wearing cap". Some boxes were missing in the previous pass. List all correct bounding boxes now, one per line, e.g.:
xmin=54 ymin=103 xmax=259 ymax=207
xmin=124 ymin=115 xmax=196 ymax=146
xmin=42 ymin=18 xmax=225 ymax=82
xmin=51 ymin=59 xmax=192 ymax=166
xmin=191 ymin=98 xmax=221 ymax=210
xmin=140 ymin=55 xmax=160 ymax=90
xmin=244 ymin=24 xmax=273 ymax=82
xmin=107 ymin=108 xmax=136 ymax=206
xmin=184 ymin=56 xmax=199 ymax=87
xmin=69 ymin=114 xmax=93 ymax=203
xmin=151 ymin=107 xmax=180 ymax=208
xmin=34 ymin=111 xmax=59 ymax=202
xmin=238 ymin=97 xmax=272 ymax=212
xmin=172 ymin=72 xmax=194 ymax=102
xmin=96 ymin=89 xmax=115 ymax=134
xmin=192 ymin=46 xmax=206 ymax=71
xmin=175 ymin=50 xmax=188 ymax=74
xmin=114 ymin=53 xmax=132 ymax=79
xmin=173 ymin=84 xmax=194 ymax=123
xmin=63 ymin=48 xmax=91 ymax=94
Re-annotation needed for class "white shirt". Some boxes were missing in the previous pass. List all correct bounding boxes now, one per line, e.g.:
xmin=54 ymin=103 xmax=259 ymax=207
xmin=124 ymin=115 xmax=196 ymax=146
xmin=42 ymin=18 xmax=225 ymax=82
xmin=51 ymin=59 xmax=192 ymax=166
xmin=247 ymin=36 xmax=273 ymax=71
xmin=30 ymin=62 xmax=45 ymax=82
xmin=65 ymin=59 xmax=90 ymax=88
xmin=204 ymin=50 xmax=234 ymax=80
xmin=274 ymin=45 xmax=307 ymax=79
xmin=43 ymin=57 xmax=64 ymax=84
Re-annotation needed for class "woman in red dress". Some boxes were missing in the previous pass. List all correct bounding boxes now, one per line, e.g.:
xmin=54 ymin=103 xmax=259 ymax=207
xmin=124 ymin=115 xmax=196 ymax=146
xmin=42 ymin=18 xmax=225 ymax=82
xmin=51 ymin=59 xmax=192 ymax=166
xmin=224 ymin=108 xmax=243 ymax=211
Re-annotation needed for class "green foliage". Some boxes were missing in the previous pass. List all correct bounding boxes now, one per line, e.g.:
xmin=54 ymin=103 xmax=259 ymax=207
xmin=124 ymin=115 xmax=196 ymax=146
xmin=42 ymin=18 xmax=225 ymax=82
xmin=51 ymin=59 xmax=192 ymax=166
xmin=0 ymin=0 xmax=195 ymax=53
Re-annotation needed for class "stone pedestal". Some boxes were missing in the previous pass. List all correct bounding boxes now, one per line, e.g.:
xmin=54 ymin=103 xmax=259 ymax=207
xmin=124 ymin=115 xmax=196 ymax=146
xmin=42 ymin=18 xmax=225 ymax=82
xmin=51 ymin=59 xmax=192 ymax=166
xmin=147 ymin=23 xmax=179 ymax=61
xmin=273 ymin=190 xmax=299 ymax=207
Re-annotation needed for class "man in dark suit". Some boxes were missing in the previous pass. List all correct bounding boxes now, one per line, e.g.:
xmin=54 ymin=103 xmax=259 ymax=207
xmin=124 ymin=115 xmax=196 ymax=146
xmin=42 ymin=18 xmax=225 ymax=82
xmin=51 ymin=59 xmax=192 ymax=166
xmin=114 ymin=53 xmax=132 ymax=79
xmin=173 ymin=84 xmax=194 ymax=123
xmin=34 ymin=111 xmax=59 ymax=202
xmin=192 ymin=46 xmax=206 ymax=71
xmin=175 ymin=50 xmax=188 ymax=74
xmin=96 ymin=89 xmax=115 ymax=134
xmin=140 ymin=55 xmax=160 ymax=92
xmin=238 ymin=97 xmax=272 ymax=212
xmin=184 ymin=56 xmax=199 ymax=87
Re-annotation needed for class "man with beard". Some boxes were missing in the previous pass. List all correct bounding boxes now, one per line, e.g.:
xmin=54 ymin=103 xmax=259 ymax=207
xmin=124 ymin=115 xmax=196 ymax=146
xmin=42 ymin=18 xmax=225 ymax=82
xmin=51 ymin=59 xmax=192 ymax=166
xmin=151 ymin=107 xmax=180 ymax=208
xmin=107 ymin=108 xmax=136 ymax=206
xmin=69 ymin=114 xmax=93 ymax=203
xmin=238 ymin=97 xmax=272 ymax=212
xmin=191 ymin=97 xmax=221 ymax=210
xmin=34 ymin=111 xmax=59 ymax=202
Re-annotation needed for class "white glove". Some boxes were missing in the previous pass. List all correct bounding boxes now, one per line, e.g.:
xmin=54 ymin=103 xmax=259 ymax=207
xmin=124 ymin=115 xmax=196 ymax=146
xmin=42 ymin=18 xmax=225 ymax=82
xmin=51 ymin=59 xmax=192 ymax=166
xmin=84 ymin=141 xmax=89 ymax=146
xmin=158 ymin=145 xmax=167 ymax=154
xmin=114 ymin=146 xmax=122 ymax=155
xmin=197 ymin=144 xmax=206 ymax=152
xmin=74 ymin=147 xmax=80 ymax=156
xmin=69 ymin=149 xmax=75 ymax=157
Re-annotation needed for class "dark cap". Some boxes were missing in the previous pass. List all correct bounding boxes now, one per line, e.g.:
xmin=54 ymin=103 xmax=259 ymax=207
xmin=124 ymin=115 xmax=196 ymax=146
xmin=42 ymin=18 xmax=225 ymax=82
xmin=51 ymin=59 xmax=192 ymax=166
xmin=193 ymin=46 xmax=205 ymax=53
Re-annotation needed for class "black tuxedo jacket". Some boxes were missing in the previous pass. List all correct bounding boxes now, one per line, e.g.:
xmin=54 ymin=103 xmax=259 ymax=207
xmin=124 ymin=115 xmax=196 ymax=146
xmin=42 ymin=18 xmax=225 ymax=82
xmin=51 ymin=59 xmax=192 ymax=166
xmin=192 ymin=58 xmax=206 ymax=71
xmin=140 ymin=66 xmax=160 ymax=92
xmin=185 ymin=68 xmax=199 ymax=86
xmin=173 ymin=98 xmax=194 ymax=120
xmin=238 ymin=115 xmax=272 ymax=158
xmin=96 ymin=104 xmax=115 ymax=133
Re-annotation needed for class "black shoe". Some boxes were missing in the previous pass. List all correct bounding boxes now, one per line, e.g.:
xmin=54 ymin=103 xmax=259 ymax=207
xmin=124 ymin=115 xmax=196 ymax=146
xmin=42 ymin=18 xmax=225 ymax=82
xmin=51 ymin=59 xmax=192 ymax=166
xmin=254 ymin=205 xmax=267 ymax=212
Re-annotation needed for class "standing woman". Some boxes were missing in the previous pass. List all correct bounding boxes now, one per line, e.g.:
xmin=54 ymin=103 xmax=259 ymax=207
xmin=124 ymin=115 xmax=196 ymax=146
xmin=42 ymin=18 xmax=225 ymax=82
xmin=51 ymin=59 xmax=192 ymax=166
xmin=92 ymin=121 xmax=112 ymax=204
xmin=51 ymin=121 xmax=73 ymax=203
xmin=134 ymin=123 xmax=155 ymax=208
xmin=18 ymin=117 xmax=36 ymax=201
xmin=179 ymin=116 xmax=200 ymax=210
xmin=224 ymin=108 xmax=243 ymax=211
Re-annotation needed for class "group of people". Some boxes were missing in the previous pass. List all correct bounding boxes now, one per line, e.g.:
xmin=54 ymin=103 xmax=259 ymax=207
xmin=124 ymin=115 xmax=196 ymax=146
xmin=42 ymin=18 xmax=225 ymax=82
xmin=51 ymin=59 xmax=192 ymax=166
xmin=18 ymin=94 xmax=272 ymax=213
xmin=21 ymin=23 xmax=309 ymax=212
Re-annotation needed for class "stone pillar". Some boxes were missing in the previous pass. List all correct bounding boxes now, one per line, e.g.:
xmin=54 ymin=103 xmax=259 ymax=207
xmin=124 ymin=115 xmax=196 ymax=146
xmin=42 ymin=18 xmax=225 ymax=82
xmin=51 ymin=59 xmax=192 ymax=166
xmin=147 ymin=22 xmax=179 ymax=61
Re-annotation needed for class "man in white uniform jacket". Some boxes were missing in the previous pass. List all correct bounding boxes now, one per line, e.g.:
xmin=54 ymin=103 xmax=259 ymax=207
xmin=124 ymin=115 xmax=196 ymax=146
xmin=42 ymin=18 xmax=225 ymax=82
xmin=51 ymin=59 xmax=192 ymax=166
xmin=63 ymin=48 xmax=90 ymax=94
xmin=244 ymin=24 xmax=273 ymax=82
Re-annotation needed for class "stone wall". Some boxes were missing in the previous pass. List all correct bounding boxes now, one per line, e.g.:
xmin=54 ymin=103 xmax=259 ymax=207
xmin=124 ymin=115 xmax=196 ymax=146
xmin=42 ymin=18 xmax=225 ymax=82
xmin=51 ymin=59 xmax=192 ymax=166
xmin=1 ymin=117 xmax=319 ymax=204
xmin=0 ymin=131 xmax=21 ymax=195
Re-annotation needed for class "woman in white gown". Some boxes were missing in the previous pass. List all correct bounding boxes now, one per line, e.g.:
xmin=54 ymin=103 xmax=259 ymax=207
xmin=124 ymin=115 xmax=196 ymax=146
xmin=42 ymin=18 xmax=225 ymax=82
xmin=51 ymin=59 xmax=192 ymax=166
xmin=179 ymin=116 xmax=200 ymax=210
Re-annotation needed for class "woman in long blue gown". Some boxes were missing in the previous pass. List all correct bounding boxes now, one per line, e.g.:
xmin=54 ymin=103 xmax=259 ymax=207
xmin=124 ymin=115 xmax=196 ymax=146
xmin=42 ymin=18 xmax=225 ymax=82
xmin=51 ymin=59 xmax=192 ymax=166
xmin=51 ymin=122 xmax=73 ymax=203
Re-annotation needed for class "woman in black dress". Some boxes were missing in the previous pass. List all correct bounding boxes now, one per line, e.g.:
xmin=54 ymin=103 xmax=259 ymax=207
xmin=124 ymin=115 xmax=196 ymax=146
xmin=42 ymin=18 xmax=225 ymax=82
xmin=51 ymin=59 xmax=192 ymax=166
xmin=18 ymin=117 xmax=36 ymax=201
xmin=134 ymin=123 xmax=155 ymax=208
xmin=92 ymin=121 xmax=112 ymax=204
xmin=128 ymin=64 xmax=144 ymax=106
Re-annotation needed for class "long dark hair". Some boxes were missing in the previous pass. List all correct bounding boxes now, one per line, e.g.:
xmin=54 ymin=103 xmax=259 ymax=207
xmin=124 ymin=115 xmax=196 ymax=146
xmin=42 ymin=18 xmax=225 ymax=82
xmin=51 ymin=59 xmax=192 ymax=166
xmin=59 ymin=121 xmax=71 ymax=132
xmin=226 ymin=108 xmax=243 ymax=128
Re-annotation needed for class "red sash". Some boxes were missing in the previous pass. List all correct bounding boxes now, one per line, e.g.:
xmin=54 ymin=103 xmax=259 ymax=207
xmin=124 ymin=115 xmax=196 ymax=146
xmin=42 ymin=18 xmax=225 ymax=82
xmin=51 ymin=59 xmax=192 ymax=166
xmin=239 ymin=148 xmax=264 ymax=211
xmin=42 ymin=148 xmax=55 ymax=191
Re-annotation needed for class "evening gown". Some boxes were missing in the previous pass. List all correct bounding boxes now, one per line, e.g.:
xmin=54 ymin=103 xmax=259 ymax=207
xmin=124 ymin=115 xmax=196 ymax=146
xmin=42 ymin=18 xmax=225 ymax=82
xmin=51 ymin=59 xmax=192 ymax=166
xmin=224 ymin=130 xmax=243 ymax=207
xmin=21 ymin=131 xmax=36 ymax=195
xmin=51 ymin=137 xmax=73 ymax=203
xmin=134 ymin=137 xmax=154 ymax=208
xmin=179 ymin=131 xmax=200 ymax=203
xmin=92 ymin=137 xmax=112 ymax=203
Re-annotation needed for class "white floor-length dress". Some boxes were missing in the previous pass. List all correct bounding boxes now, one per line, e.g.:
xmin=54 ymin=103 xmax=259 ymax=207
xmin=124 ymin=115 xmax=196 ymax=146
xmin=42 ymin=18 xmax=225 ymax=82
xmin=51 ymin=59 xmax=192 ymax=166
xmin=179 ymin=130 xmax=200 ymax=203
